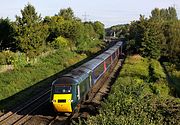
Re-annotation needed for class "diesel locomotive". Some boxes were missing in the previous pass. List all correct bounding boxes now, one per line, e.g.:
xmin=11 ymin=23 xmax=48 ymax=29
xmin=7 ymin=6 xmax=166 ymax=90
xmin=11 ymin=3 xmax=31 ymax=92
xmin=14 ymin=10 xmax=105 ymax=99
xmin=50 ymin=41 xmax=123 ymax=112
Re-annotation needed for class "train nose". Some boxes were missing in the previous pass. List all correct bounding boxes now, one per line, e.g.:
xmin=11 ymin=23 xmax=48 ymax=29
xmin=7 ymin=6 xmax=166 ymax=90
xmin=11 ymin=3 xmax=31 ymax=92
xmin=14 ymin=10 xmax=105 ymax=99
xmin=52 ymin=94 xmax=72 ymax=112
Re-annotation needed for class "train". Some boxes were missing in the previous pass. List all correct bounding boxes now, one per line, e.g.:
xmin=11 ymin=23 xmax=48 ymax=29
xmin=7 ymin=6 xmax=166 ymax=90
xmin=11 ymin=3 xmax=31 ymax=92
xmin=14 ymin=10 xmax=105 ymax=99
xmin=50 ymin=41 xmax=123 ymax=112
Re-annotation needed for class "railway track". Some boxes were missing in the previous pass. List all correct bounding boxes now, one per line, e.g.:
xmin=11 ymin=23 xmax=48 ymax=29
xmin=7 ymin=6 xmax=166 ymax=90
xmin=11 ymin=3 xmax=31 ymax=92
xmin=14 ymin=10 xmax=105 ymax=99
xmin=72 ymin=59 xmax=123 ymax=119
xmin=0 ymin=57 xmax=124 ymax=125
xmin=48 ymin=114 xmax=71 ymax=125
xmin=0 ymin=90 xmax=50 ymax=125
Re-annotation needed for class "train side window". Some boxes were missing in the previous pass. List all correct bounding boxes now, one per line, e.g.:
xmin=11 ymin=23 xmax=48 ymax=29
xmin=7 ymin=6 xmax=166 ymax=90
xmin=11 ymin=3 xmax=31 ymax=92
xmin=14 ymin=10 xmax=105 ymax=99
xmin=79 ymin=77 xmax=90 ymax=97
xmin=80 ymin=82 xmax=85 ymax=97
xmin=93 ymin=62 xmax=104 ymax=79
xmin=105 ymin=56 xmax=111 ymax=68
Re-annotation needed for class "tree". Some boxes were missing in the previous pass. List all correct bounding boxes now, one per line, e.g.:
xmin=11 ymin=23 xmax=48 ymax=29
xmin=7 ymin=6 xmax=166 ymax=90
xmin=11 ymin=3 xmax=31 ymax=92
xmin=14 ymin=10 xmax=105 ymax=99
xmin=45 ymin=16 xmax=64 ymax=42
xmin=93 ymin=21 xmax=105 ymax=39
xmin=150 ymin=7 xmax=178 ymax=21
xmin=163 ymin=20 xmax=180 ymax=63
xmin=167 ymin=7 xmax=178 ymax=20
xmin=0 ymin=18 xmax=16 ymax=51
xmin=14 ymin=3 xmax=48 ymax=56
xmin=140 ymin=19 xmax=165 ymax=59
xmin=128 ymin=15 xmax=166 ymax=59
xmin=58 ymin=7 xmax=74 ymax=20
xmin=128 ymin=15 xmax=148 ymax=53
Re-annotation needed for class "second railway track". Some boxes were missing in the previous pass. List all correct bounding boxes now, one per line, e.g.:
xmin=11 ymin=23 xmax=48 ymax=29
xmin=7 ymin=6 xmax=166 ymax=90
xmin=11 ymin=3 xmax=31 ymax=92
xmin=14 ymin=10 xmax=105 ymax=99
xmin=0 ymin=58 xmax=123 ymax=125
xmin=0 ymin=89 xmax=51 ymax=125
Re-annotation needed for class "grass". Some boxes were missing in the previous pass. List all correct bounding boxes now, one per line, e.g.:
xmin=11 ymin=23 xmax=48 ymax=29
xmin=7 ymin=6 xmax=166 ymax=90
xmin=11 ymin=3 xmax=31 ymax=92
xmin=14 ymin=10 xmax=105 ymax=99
xmin=0 ymin=49 xmax=87 ymax=111
xmin=84 ymin=55 xmax=180 ymax=125
xmin=0 ymin=43 xmax=104 ymax=112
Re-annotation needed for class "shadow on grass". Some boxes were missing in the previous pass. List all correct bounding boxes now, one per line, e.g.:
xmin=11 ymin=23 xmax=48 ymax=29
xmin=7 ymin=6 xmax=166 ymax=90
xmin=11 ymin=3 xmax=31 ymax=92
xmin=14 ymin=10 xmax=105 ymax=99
xmin=161 ymin=63 xmax=180 ymax=97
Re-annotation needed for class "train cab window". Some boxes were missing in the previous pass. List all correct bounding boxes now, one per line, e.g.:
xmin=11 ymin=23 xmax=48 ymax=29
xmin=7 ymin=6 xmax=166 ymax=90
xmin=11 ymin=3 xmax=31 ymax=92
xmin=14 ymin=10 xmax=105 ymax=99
xmin=54 ymin=85 xmax=72 ymax=94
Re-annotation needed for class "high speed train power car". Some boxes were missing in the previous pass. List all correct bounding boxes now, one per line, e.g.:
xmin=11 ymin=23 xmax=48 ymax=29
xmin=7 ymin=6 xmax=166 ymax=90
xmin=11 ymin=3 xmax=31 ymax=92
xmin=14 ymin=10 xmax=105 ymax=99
xmin=50 ymin=41 xmax=123 ymax=112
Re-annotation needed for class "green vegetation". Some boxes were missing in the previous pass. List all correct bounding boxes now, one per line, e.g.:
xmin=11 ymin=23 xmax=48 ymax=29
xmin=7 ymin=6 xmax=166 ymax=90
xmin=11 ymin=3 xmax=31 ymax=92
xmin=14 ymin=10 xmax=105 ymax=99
xmin=0 ymin=3 xmax=105 ymax=110
xmin=107 ymin=7 xmax=180 ymax=65
xmin=106 ymin=6 xmax=180 ymax=97
xmin=85 ymin=56 xmax=180 ymax=125
xmin=0 ymin=3 xmax=105 ymax=62
xmin=0 ymin=49 xmax=86 ymax=101
xmin=163 ymin=63 xmax=180 ymax=96
xmin=88 ymin=6 xmax=180 ymax=125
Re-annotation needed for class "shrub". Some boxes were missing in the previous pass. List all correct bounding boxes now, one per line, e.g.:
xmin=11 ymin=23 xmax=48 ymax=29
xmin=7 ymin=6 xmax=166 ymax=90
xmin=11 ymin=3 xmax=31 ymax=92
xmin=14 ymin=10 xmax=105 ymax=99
xmin=85 ymin=56 xmax=180 ymax=125
xmin=0 ymin=51 xmax=16 ymax=65
xmin=0 ymin=52 xmax=6 ymax=65
xmin=150 ymin=59 xmax=166 ymax=81
xmin=120 ymin=56 xmax=149 ymax=79
xmin=51 ymin=36 xmax=70 ymax=49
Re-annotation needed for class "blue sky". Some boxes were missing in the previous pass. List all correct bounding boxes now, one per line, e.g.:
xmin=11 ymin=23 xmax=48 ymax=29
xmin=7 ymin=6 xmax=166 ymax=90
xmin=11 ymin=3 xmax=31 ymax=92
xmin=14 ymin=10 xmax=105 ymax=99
xmin=0 ymin=0 xmax=180 ymax=27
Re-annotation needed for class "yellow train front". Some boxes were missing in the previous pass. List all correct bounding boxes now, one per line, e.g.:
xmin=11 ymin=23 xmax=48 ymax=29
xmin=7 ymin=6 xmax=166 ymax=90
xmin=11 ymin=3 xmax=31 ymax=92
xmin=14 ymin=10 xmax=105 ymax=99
xmin=51 ymin=77 xmax=77 ymax=112
xmin=50 ymin=70 xmax=91 ymax=113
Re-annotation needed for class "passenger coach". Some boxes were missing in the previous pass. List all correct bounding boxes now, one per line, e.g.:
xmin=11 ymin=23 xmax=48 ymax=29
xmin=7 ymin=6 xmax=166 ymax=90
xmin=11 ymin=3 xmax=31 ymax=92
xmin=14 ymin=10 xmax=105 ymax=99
xmin=51 ymin=41 xmax=123 ymax=112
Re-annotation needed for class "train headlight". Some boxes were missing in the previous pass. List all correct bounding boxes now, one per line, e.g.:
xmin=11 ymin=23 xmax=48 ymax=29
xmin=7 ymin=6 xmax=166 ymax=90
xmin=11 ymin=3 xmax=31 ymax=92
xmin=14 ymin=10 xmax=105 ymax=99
xmin=68 ymin=99 xmax=73 ymax=102
xmin=52 ymin=100 xmax=56 ymax=103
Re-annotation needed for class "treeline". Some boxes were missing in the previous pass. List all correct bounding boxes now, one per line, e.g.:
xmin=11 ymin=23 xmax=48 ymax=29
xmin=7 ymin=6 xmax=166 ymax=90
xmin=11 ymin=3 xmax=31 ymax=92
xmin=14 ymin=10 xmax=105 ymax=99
xmin=106 ymin=7 xmax=180 ymax=65
xmin=0 ymin=3 xmax=105 ymax=64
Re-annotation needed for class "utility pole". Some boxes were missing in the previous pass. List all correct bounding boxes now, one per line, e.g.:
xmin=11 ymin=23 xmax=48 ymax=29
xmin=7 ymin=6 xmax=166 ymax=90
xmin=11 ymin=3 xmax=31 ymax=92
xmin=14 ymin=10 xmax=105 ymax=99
xmin=82 ymin=12 xmax=89 ymax=22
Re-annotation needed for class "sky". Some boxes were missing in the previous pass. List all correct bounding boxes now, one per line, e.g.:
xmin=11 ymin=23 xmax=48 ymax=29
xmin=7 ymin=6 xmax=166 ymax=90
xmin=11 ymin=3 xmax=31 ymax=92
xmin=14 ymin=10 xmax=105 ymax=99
xmin=0 ymin=0 xmax=180 ymax=27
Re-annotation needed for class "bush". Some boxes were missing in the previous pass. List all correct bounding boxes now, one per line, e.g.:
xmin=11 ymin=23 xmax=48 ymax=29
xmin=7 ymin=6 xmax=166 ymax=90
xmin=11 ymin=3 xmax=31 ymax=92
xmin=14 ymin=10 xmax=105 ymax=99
xmin=0 ymin=51 xmax=15 ymax=65
xmin=0 ymin=52 xmax=6 ymax=65
xmin=85 ymin=56 xmax=180 ymax=125
xmin=120 ymin=56 xmax=149 ymax=79
xmin=51 ymin=36 xmax=70 ymax=49
xmin=77 ymin=37 xmax=103 ymax=54
xmin=150 ymin=59 xmax=166 ymax=81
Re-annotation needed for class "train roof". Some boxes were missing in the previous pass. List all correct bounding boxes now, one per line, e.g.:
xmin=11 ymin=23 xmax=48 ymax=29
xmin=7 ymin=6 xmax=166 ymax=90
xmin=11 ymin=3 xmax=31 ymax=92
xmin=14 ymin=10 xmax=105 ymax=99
xmin=53 ymin=68 xmax=89 ymax=85
xmin=63 ymin=68 xmax=89 ymax=84
xmin=105 ymin=48 xmax=116 ymax=55
xmin=52 ymin=77 xmax=78 ymax=85
xmin=79 ymin=41 xmax=123 ymax=71
xmin=104 ymin=42 xmax=122 ymax=54
xmin=52 ymin=41 xmax=123 ymax=86
xmin=95 ymin=53 xmax=110 ymax=61
xmin=109 ymin=44 xmax=121 ymax=50
xmin=77 ymin=66 xmax=91 ymax=74
xmin=80 ymin=58 xmax=103 ymax=71
xmin=115 ymin=41 xmax=123 ymax=46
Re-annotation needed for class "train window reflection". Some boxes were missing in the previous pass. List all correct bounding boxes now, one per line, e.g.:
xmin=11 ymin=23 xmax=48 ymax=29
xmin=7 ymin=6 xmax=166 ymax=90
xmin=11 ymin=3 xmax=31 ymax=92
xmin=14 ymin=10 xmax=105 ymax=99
xmin=54 ymin=86 xmax=72 ymax=94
